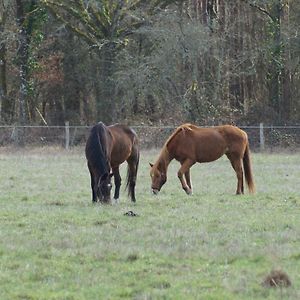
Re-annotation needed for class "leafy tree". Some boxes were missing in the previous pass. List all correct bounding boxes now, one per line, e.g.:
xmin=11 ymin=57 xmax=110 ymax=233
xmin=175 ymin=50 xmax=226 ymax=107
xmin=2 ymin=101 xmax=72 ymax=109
xmin=40 ymin=0 xmax=179 ymax=122
xmin=0 ymin=0 xmax=11 ymax=122
xmin=241 ymin=0 xmax=290 ymax=122
xmin=1 ymin=0 xmax=299 ymax=128
xmin=15 ymin=0 xmax=49 ymax=144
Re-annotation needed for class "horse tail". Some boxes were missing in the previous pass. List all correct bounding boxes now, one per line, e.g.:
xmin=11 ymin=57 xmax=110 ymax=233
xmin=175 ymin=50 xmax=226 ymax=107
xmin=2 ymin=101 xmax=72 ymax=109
xmin=243 ymin=141 xmax=255 ymax=194
xmin=125 ymin=135 xmax=139 ymax=201
xmin=85 ymin=122 xmax=109 ymax=174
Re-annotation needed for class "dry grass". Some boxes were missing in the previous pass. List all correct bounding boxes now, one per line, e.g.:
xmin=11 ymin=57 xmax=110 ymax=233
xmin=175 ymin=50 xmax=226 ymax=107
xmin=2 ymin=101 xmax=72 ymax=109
xmin=0 ymin=149 xmax=299 ymax=299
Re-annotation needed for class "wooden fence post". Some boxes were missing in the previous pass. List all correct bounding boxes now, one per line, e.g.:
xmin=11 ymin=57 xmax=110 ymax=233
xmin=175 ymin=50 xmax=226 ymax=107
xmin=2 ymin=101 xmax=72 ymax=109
xmin=65 ymin=121 xmax=70 ymax=150
xmin=259 ymin=123 xmax=265 ymax=151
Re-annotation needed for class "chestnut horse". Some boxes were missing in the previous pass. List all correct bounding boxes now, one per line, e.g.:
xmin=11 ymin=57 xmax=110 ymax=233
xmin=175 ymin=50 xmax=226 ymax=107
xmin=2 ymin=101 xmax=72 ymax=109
xmin=150 ymin=124 xmax=255 ymax=195
xmin=85 ymin=122 xmax=139 ymax=203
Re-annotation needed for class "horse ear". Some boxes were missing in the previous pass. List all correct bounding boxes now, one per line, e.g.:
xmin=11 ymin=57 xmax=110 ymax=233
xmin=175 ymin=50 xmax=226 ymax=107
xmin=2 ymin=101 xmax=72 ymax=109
xmin=149 ymin=163 xmax=154 ymax=168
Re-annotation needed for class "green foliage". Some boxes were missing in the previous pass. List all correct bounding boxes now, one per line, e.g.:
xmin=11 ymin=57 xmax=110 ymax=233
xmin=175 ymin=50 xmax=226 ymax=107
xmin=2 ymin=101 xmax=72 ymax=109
xmin=40 ymin=0 xmax=169 ymax=46
xmin=1 ymin=0 xmax=300 ymax=125
xmin=19 ymin=4 xmax=48 ymax=100
xmin=115 ymin=10 xmax=221 ymax=123
xmin=0 ymin=149 xmax=299 ymax=299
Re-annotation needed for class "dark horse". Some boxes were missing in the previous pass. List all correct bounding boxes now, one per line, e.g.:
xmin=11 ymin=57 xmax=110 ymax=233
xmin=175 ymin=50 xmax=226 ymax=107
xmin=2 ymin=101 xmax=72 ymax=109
xmin=150 ymin=124 xmax=255 ymax=195
xmin=85 ymin=122 xmax=139 ymax=203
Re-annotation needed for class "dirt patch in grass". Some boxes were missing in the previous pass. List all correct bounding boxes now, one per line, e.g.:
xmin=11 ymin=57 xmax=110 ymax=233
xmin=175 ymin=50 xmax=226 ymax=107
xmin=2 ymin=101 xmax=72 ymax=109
xmin=262 ymin=269 xmax=292 ymax=288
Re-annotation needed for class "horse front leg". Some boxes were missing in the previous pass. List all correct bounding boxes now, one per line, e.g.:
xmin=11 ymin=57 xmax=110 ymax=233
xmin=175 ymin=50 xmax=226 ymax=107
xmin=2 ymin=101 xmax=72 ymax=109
xmin=112 ymin=167 xmax=121 ymax=202
xmin=88 ymin=165 xmax=98 ymax=203
xmin=178 ymin=159 xmax=194 ymax=195
xmin=185 ymin=169 xmax=192 ymax=191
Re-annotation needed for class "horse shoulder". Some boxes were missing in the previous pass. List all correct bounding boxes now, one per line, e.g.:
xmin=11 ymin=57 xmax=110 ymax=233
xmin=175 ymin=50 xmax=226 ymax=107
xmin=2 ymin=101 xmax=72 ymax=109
xmin=167 ymin=128 xmax=197 ymax=159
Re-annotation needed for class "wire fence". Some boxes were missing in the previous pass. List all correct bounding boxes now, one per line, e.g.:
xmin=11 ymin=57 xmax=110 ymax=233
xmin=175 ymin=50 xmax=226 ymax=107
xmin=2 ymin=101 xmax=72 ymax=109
xmin=0 ymin=123 xmax=300 ymax=151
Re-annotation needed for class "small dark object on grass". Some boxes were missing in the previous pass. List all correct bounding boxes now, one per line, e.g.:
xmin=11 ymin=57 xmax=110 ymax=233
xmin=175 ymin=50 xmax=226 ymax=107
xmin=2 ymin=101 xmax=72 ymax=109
xmin=124 ymin=210 xmax=138 ymax=217
xmin=127 ymin=253 xmax=139 ymax=261
xmin=49 ymin=201 xmax=65 ymax=206
xmin=262 ymin=269 xmax=291 ymax=288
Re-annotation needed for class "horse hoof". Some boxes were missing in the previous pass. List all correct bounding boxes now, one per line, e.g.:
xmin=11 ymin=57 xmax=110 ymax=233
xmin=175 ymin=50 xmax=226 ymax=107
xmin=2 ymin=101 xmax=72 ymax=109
xmin=185 ymin=188 xmax=193 ymax=195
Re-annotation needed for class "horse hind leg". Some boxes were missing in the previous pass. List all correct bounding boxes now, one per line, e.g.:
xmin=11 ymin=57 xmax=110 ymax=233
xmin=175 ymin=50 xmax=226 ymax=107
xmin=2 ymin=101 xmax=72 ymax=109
xmin=127 ymin=161 xmax=137 ymax=202
xmin=126 ymin=150 xmax=139 ymax=202
xmin=226 ymin=154 xmax=244 ymax=195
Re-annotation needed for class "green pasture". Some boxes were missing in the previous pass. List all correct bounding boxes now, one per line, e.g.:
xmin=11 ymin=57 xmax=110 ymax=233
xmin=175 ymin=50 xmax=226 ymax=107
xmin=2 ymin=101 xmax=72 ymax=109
xmin=0 ymin=148 xmax=299 ymax=299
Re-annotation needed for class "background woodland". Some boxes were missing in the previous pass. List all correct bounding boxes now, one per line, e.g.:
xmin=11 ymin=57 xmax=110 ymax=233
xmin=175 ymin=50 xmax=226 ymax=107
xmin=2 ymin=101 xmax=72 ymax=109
xmin=0 ymin=0 xmax=299 ymax=129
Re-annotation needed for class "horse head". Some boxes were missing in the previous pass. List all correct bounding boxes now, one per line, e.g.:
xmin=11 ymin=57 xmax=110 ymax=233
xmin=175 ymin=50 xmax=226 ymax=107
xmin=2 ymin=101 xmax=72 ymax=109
xmin=98 ymin=173 xmax=113 ymax=202
xmin=149 ymin=163 xmax=167 ymax=195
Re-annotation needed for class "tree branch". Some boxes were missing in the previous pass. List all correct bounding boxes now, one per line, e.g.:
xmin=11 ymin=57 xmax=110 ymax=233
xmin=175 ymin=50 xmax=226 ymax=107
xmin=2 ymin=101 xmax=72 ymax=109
xmin=41 ymin=1 xmax=98 ymax=45
xmin=240 ymin=0 xmax=275 ymax=22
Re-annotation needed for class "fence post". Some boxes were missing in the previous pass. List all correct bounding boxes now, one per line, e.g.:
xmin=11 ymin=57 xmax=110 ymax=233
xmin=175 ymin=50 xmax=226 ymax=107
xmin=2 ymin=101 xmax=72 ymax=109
xmin=65 ymin=121 xmax=70 ymax=150
xmin=259 ymin=122 xmax=265 ymax=151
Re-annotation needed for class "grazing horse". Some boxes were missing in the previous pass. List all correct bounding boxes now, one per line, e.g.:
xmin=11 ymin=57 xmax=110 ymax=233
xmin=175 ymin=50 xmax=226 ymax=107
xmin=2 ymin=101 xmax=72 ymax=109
xmin=150 ymin=124 xmax=255 ymax=195
xmin=85 ymin=122 xmax=139 ymax=203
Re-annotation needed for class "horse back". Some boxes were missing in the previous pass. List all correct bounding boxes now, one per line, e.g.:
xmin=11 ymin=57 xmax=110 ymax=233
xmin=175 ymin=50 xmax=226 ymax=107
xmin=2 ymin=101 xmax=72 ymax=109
xmin=218 ymin=125 xmax=248 ymax=152
xmin=167 ymin=125 xmax=247 ymax=163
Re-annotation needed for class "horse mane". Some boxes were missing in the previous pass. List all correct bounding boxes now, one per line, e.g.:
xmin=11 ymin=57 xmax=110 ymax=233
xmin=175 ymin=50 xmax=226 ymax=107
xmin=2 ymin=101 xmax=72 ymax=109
xmin=85 ymin=122 xmax=110 ymax=175
xmin=164 ymin=123 xmax=193 ymax=149
xmin=154 ymin=124 xmax=193 ymax=170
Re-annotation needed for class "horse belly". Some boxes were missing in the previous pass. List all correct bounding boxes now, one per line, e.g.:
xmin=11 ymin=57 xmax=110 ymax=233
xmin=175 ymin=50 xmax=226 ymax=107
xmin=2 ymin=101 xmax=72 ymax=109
xmin=196 ymin=136 xmax=227 ymax=163
xmin=197 ymin=148 xmax=226 ymax=163
xmin=110 ymin=146 xmax=130 ymax=168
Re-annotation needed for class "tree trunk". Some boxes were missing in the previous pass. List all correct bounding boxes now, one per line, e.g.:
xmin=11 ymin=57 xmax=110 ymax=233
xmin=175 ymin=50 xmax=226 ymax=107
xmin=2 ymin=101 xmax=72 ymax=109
xmin=97 ymin=43 xmax=116 ymax=124
xmin=0 ymin=2 xmax=8 ymax=123
xmin=281 ymin=2 xmax=292 ymax=122
xmin=16 ymin=0 xmax=31 ymax=145
xmin=0 ymin=40 xmax=7 ymax=122
xmin=269 ymin=2 xmax=283 ymax=120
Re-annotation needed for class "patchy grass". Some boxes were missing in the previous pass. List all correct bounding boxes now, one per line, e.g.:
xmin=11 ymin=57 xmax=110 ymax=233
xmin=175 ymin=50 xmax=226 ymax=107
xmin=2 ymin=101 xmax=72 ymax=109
xmin=0 ymin=148 xmax=299 ymax=299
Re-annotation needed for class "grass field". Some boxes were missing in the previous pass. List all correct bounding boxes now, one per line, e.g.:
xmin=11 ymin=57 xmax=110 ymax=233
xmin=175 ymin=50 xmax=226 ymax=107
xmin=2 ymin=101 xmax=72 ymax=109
xmin=0 ymin=147 xmax=299 ymax=299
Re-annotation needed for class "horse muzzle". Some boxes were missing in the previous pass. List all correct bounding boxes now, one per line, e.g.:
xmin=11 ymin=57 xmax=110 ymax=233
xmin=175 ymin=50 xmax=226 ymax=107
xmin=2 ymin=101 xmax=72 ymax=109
xmin=152 ymin=188 xmax=159 ymax=195
xmin=98 ymin=192 xmax=111 ymax=203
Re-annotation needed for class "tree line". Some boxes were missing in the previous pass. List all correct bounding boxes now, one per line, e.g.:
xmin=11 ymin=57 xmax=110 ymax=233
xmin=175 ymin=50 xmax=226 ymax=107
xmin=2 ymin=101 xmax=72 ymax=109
xmin=0 ymin=0 xmax=299 ymax=134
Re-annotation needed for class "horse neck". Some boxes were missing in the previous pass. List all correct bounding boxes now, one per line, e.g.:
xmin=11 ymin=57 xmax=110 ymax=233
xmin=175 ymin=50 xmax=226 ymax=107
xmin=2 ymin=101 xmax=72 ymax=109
xmin=156 ymin=147 xmax=172 ymax=172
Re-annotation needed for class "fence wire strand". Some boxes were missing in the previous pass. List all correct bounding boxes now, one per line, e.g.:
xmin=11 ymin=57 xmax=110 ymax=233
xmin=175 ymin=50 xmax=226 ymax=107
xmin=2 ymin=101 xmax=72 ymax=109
xmin=0 ymin=124 xmax=300 ymax=150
